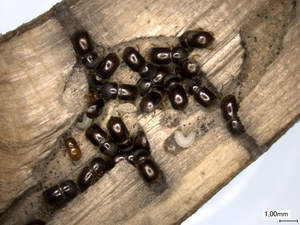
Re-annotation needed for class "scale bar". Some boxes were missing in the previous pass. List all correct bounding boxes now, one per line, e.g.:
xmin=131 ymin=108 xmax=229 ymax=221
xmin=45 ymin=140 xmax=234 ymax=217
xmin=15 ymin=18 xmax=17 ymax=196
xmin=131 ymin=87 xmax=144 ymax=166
xmin=279 ymin=219 xmax=298 ymax=223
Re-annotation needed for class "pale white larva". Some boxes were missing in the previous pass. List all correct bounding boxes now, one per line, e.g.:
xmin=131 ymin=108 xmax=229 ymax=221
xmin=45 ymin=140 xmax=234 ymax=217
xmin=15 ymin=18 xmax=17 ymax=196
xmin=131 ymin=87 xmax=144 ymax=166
xmin=117 ymin=103 xmax=138 ymax=113
xmin=174 ymin=130 xmax=196 ymax=148
xmin=76 ymin=113 xmax=93 ymax=129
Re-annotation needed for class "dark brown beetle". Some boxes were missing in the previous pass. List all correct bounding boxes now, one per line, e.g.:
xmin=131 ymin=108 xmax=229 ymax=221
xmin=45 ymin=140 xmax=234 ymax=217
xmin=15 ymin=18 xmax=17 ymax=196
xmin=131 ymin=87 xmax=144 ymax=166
xmin=85 ymin=124 xmax=119 ymax=155
xmin=221 ymin=95 xmax=245 ymax=135
xmin=123 ymin=47 xmax=146 ymax=72
xmin=150 ymin=47 xmax=188 ymax=65
xmin=227 ymin=117 xmax=245 ymax=135
xmin=139 ymin=63 xmax=157 ymax=78
xmin=137 ymin=67 xmax=170 ymax=97
xmin=101 ymin=82 xmax=138 ymax=101
xmin=178 ymin=60 xmax=201 ymax=78
xmin=184 ymin=78 xmax=216 ymax=108
xmin=172 ymin=47 xmax=189 ymax=64
xmin=71 ymin=30 xmax=94 ymax=56
xmin=134 ymin=131 xmax=150 ymax=151
xmin=107 ymin=117 xmax=133 ymax=152
xmin=150 ymin=48 xmax=172 ymax=64
xmin=43 ymin=180 xmax=78 ymax=206
xmin=100 ymin=138 xmax=119 ymax=157
xmin=107 ymin=152 xmax=128 ymax=169
xmin=151 ymin=67 xmax=170 ymax=86
xmin=85 ymin=124 xmax=108 ymax=146
xmin=220 ymin=95 xmax=238 ymax=120
xmin=139 ymin=86 xmax=166 ymax=114
xmin=77 ymin=167 xmax=95 ymax=191
xmin=127 ymin=149 xmax=150 ymax=166
xmin=180 ymin=30 xmax=215 ymax=49
xmin=77 ymin=157 xmax=107 ymax=191
xmin=82 ymin=52 xmax=100 ymax=69
xmin=163 ymin=74 xmax=188 ymax=111
xmin=86 ymin=98 xmax=105 ymax=119
xmin=138 ymin=158 xmax=160 ymax=183
xmin=128 ymin=149 xmax=160 ymax=184
xmin=118 ymin=84 xmax=139 ymax=101
xmin=101 ymin=82 xmax=118 ymax=100
xmin=96 ymin=53 xmax=120 ymax=80
xmin=137 ymin=78 xmax=154 ymax=96
xmin=183 ymin=77 xmax=201 ymax=95
xmin=87 ymin=74 xmax=104 ymax=91
xmin=194 ymin=86 xmax=216 ymax=107
xmin=168 ymin=84 xmax=188 ymax=111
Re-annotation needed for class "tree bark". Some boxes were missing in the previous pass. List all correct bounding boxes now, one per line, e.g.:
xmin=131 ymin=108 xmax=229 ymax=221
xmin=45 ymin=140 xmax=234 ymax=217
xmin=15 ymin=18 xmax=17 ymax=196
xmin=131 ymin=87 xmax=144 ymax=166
xmin=0 ymin=0 xmax=299 ymax=224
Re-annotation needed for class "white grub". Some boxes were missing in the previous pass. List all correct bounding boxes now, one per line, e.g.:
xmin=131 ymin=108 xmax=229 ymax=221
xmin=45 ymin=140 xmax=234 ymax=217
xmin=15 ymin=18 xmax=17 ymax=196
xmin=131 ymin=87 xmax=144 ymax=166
xmin=117 ymin=103 xmax=138 ymax=113
xmin=76 ymin=113 xmax=93 ymax=129
xmin=174 ymin=130 xmax=196 ymax=148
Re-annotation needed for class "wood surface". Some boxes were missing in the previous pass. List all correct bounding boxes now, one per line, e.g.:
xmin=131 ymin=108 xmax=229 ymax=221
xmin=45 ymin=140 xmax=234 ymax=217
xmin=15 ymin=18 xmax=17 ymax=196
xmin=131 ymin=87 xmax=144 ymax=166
xmin=0 ymin=0 xmax=299 ymax=224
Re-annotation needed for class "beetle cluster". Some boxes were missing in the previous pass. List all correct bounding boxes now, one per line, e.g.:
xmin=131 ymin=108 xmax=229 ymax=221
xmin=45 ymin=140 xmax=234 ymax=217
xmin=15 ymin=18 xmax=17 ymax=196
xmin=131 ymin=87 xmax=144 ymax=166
xmin=42 ymin=156 xmax=108 ymax=206
xmin=42 ymin=116 xmax=159 ymax=207
xmin=71 ymin=29 xmax=220 ymax=117
xmin=85 ymin=117 xmax=160 ymax=183
xmin=40 ymin=28 xmax=245 ymax=216
xmin=123 ymin=41 xmax=218 ymax=113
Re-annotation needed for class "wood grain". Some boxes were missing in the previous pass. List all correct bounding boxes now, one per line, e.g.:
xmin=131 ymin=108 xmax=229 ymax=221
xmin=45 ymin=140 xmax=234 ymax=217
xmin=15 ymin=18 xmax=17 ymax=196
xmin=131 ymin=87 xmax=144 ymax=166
xmin=0 ymin=0 xmax=299 ymax=224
